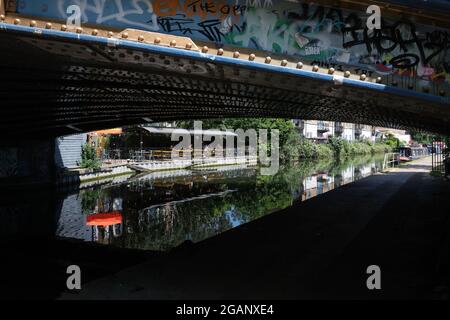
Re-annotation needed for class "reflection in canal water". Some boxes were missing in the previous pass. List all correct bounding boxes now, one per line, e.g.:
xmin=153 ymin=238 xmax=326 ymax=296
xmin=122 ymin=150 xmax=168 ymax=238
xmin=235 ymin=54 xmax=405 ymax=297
xmin=56 ymin=155 xmax=385 ymax=251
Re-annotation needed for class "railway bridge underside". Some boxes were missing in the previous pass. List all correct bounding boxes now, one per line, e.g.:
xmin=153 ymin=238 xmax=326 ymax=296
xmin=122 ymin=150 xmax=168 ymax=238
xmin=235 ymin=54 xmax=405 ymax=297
xmin=1 ymin=24 xmax=450 ymax=139
xmin=1 ymin=0 xmax=450 ymax=188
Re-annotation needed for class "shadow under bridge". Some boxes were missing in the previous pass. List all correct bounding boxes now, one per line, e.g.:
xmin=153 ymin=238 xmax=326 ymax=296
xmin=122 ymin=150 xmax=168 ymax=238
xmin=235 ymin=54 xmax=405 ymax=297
xmin=0 ymin=21 xmax=450 ymax=139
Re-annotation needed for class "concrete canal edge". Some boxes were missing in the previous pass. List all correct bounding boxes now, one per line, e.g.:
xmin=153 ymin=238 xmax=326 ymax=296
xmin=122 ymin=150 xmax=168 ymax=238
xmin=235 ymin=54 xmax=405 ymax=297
xmin=57 ymin=156 xmax=259 ymax=186
xmin=57 ymin=165 xmax=135 ymax=185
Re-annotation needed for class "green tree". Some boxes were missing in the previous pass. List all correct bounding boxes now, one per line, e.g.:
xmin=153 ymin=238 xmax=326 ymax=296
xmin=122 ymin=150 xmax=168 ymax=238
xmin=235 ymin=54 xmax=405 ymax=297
xmin=177 ymin=118 xmax=296 ymax=147
xmin=409 ymin=131 xmax=436 ymax=145
xmin=383 ymin=133 xmax=400 ymax=148
xmin=328 ymin=136 xmax=344 ymax=157
xmin=280 ymin=131 xmax=338 ymax=161
xmin=80 ymin=143 xmax=101 ymax=170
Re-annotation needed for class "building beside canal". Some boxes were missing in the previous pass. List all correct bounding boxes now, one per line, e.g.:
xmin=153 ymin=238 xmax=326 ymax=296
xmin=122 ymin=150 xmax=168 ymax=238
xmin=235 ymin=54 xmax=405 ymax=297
xmin=293 ymin=120 xmax=411 ymax=144
xmin=55 ymin=133 xmax=88 ymax=169
xmin=293 ymin=120 xmax=375 ymax=142
xmin=54 ymin=121 xmax=413 ymax=172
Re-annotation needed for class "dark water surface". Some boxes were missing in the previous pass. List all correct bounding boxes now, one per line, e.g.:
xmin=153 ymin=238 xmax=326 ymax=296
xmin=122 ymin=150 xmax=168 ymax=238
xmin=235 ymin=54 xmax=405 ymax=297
xmin=55 ymin=155 xmax=385 ymax=251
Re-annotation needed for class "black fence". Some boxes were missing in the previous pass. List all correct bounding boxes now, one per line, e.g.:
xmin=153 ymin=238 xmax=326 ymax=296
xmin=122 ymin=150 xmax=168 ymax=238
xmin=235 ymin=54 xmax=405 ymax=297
xmin=431 ymin=140 xmax=449 ymax=176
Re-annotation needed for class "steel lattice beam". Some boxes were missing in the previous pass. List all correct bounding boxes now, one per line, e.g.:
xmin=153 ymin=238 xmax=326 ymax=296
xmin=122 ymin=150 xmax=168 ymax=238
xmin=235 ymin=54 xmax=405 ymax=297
xmin=0 ymin=17 xmax=449 ymax=139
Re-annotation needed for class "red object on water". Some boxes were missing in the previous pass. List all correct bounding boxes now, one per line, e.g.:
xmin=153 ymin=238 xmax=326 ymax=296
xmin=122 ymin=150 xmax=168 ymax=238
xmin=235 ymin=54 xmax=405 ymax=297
xmin=86 ymin=211 xmax=122 ymax=226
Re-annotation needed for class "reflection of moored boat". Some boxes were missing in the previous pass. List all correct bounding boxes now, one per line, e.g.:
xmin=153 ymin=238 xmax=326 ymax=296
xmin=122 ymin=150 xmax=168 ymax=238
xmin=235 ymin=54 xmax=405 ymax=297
xmin=86 ymin=211 xmax=123 ymax=241
xmin=87 ymin=211 xmax=122 ymax=227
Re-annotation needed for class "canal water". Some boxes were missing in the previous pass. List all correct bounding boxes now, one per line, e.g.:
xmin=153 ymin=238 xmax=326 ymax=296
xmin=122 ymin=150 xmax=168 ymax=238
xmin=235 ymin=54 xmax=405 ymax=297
xmin=54 ymin=154 xmax=385 ymax=252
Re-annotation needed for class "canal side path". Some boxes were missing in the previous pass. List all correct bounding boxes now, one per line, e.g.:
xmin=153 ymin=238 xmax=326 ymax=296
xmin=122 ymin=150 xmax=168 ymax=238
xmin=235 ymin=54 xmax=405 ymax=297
xmin=60 ymin=156 xmax=450 ymax=299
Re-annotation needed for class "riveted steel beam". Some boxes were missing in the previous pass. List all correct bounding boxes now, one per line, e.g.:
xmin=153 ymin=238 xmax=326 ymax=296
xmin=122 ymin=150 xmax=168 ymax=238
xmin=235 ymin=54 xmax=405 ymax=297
xmin=1 ymin=10 xmax=448 ymax=100
xmin=2 ymin=0 xmax=449 ymax=101
xmin=1 ymin=12 xmax=200 ymax=52
xmin=0 ymin=12 xmax=450 ymax=138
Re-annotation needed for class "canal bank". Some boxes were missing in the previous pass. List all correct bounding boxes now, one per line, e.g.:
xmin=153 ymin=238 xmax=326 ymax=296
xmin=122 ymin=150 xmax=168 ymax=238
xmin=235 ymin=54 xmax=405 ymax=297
xmin=61 ymin=156 xmax=450 ymax=299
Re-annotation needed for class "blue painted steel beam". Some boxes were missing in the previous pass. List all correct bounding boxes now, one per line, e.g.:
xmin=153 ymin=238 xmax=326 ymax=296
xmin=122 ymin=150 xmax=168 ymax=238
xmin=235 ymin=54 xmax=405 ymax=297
xmin=9 ymin=0 xmax=450 ymax=89
xmin=1 ymin=21 xmax=450 ymax=138
xmin=2 ymin=22 xmax=448 ymax=106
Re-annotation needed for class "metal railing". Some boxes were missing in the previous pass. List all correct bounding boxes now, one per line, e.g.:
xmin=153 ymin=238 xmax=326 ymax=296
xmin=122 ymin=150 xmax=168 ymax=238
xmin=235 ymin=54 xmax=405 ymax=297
xmin=446 ymin=152 xmax=450 ymax=177
xmin=431 ymin=141 xmax=446 ymax=174
xmin=383 ymin=152 xmax=400 ymax=170
xmin=127 ymin=148 xmax=253 ymax=162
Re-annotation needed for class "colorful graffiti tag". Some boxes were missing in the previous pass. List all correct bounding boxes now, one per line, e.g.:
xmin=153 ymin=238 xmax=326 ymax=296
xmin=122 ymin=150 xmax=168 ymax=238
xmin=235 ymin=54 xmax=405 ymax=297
xmin=15 ymin=0 xmax=450 ymax=84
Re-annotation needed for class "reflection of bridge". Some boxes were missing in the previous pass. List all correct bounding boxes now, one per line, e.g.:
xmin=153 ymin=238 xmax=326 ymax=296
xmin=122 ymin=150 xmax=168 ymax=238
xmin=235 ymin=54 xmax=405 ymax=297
xmin=1 ymin=0 xmax=450 ymax=139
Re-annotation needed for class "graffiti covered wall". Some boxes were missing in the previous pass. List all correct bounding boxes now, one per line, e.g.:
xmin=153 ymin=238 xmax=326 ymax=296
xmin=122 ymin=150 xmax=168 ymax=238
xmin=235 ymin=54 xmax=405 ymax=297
xmin=0 ymin=140 xmax=54 ymax=183
xmin=15 ymin=0 xmax=450 ymax=85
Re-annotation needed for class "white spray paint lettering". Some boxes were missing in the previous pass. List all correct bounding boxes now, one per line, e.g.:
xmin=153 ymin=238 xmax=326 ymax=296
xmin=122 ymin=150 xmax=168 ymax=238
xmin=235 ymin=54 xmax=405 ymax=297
xmin=58 ymin=0 xmax=159 ymax=31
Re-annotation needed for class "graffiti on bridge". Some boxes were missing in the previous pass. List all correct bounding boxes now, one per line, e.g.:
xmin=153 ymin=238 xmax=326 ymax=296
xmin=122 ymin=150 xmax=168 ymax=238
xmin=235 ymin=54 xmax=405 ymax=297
xmin=18 ymin=0 xmax=161 ymax=31
xmin=157 ymin=14 xmax=245 ymax=43
xmin=153 ymin=0 xmax=251 ymax=20
xmin=343 ymin=19 xmax=450 ymax=74
xmin=15 ymin=0 xmax=450 ymax=85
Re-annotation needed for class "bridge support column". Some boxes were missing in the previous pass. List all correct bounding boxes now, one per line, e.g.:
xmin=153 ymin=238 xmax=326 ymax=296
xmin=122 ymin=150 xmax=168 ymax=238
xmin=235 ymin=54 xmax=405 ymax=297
xmin=0 ymin=139 xmax=56 ymax=189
